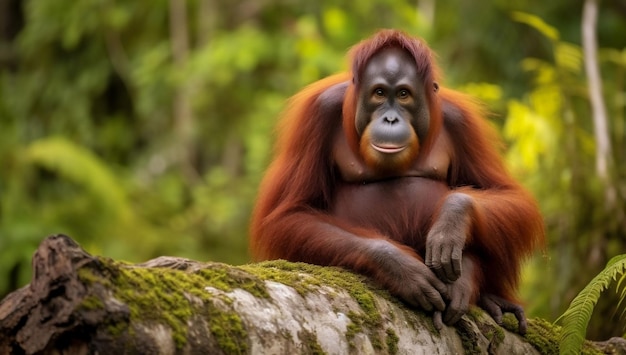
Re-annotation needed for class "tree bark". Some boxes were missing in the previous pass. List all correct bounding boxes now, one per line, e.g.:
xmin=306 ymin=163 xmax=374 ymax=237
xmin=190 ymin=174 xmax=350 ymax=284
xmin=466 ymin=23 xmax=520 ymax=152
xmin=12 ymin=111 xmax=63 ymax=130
xmin=582 ymin=0 xmax=615 ymax=206
xmin=169 ymin=0 xmax=198 ymax=182
xmin=0 ymin=235 xmax=622 ymax=354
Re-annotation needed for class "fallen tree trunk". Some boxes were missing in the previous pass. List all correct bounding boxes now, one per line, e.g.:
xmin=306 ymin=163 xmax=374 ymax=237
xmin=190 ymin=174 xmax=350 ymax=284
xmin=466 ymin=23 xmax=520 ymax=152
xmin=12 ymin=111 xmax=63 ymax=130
xmin=0 ymin=235 xmax=621 ymax=354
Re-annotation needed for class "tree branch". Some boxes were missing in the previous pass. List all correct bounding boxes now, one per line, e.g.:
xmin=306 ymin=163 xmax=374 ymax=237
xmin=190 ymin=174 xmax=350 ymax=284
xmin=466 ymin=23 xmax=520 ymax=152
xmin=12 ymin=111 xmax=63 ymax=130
xmin=0 ymin=235 xmax=621 ymax=354
xmin=582 ymin=0 xmax=614 ymax=202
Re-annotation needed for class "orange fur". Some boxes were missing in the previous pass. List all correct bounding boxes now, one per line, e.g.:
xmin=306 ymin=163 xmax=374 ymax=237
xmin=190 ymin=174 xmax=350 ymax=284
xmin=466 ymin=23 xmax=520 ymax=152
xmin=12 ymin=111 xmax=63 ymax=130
xmin=250 ymin=30 xmax=544 ymax=312
xmin=439 ymin=88 xmax=544 ymax=302
xmin=359 ymin=125 xmax=419 ymax=173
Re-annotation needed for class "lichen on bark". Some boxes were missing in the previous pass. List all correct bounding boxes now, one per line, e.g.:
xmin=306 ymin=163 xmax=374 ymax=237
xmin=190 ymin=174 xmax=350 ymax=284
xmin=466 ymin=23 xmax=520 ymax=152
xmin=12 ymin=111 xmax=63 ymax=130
xmin=1 ymin=235 xmax=621 ymax=355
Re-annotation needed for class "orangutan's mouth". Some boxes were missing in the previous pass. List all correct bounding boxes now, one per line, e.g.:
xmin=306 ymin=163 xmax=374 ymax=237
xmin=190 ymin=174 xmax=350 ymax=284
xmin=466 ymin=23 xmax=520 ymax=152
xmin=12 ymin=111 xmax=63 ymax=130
xmin=371 ymin=143 xmax=406 ymax=154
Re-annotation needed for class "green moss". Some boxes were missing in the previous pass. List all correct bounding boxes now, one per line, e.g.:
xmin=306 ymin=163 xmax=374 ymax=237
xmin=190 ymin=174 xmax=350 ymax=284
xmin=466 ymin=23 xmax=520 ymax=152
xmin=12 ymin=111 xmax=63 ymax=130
xmin=483 ymin=323 xmax=505 ymax=348
xmin=463 ymin=307 xmax=504 ymax=348
xmin=195 ymin=264 xmax=269 ymax=299
xmin=246 ymin=260 xmax=386 ymax=322
xmin=501 ymin=316 xmax=603 ymax=355
xmin=244 ymin=261 xmax=381 ymax=309
xmin=345 ymin=318 xmax=361 ymax=346
xmin=454 ymin=307 xmax=511 ymax=355
xmin=348 ymin=287 xmax=380 ymax=324
xmin=345 ymin=310 xmax=385 ymax=351
xmin=76 ymin=260 xmax=256 ymax=353
xmin=240 ymin=261 xmax=324 ymax=296
xmin=247 ymin=261 xmax=458 ymax=353
xmin=503 ymin=317 xmax=559 ymax=355
xmin=454 ymin=319 xmax=481 ymax=355
xmin=370 ymin=336 xmax=384 ymax=351
xmin=385 ymin=328 xmax=399 ymax=355
xmin=87 ymin=258 xmax=570 ymax=354
xmin=105 ymin=320 xmax=129 ymax=337
xmin=79 ymin=295 xmax=105 ymax=311
xmin=80 ymin=258 xmax=384 ymax=353
xmin=244 ymin=260 xmax=395 ymax=352
xmin=111 ymin=267 xmax=196 ymax=349
xmin=580 ymin=341 xmax=607 ymax=355
xmin=466 ymin=306 xmax=484 ymax=321
xmin=207 ymin=297 xmax=249 ymax=355
xmin=78 ymin=267 xmax=111 ymax=287
xmin=345 ymin=310 xmax=361 ymax=350
xmin=298 ymin=329 xmax=327 ymax=355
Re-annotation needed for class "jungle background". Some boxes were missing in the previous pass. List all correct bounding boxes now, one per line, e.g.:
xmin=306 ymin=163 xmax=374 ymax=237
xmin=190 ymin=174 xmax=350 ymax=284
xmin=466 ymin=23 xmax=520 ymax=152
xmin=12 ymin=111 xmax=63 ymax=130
xmin=0 ymin=0 xmax=624 ymax=340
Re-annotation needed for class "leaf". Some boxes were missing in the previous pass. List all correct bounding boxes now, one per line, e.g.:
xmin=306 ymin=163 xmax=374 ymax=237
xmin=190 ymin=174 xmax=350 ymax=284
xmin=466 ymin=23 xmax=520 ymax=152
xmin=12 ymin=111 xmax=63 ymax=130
xmin=555 ymin=42 xmax=583 ymax=73
xmin=511 ymin=11 xmax=560 ymax=41
xmin=457 ymin=82 xmax=503 ymax=102
xmin=618 ymin=273 xmax=626 ymax=319
xmin=556 ymin=254 xmax=626 ymax=355
xmin=25 ymin=136 xmax=131 ymax=221
xmin=323 ymin=7 xmax=347 ymax=38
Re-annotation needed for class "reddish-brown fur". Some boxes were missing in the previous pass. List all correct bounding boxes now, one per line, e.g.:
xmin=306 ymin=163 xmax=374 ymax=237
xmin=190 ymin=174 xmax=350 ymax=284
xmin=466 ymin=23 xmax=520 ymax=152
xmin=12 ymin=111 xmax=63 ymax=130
xmin=439 ymin=88 xmax=544 ymax=302
xmin=250 ymin=30 xmax=543 ymax=315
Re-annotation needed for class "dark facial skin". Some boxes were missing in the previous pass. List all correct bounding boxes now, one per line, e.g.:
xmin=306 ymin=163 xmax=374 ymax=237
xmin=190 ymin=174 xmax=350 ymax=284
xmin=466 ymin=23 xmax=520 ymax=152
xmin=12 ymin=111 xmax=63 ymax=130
xmin=354 ymin=47 xmax=430 ymax=172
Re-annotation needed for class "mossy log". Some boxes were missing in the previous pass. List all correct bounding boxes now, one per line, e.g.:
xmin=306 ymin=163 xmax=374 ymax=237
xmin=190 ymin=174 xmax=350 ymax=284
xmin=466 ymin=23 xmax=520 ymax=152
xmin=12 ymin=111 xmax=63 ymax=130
xmin=0 ymin=235 xmax=622 ymax=355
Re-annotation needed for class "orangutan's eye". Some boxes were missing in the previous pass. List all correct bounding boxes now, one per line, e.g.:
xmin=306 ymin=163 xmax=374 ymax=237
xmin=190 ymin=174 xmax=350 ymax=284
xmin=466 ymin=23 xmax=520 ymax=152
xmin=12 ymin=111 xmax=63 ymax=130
xmin=398 ymin=89 xmax=410 ymax=99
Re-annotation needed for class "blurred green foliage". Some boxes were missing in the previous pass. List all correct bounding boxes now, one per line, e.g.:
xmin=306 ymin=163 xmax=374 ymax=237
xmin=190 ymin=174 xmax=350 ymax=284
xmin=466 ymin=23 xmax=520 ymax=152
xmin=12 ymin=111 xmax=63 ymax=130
xmin=0 ymin=0 xmax=624 ymax=339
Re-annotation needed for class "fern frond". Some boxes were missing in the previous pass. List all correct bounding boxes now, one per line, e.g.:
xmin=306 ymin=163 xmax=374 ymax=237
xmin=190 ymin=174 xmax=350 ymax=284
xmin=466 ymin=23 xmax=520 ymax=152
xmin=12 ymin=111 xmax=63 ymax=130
xmin=25 ymin=136 xmax=131 ymax=220
xmin=618 ymin=273 xmax=626 ymax=320
xmin=557 ymin=254 xmax=626 ymax=355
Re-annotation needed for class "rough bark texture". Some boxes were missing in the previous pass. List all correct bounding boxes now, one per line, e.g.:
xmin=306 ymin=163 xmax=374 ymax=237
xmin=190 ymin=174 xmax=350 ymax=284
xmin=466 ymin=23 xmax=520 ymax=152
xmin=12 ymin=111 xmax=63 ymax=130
xmin=0 ymin=235 xmax=622 ymax=355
